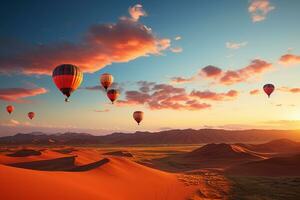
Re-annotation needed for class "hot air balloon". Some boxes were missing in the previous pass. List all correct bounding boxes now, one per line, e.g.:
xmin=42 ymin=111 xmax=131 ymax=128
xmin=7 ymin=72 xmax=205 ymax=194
xmin=107 ymin=89 xmax=119 ymax=104
xmin=100 ymin=73 xmax=113 ymax=91
xmin=263 ymin=84 xmax=275 ymax=98
xmin=133 ymin=111 xmax=144 ymax=125
xmin=6 ymin=105 xmax=14 ymax=114
xmin=28 ymin=112 xmax=35 ymax=120
xmin=52 ymin=64 xmax=83 ymax=102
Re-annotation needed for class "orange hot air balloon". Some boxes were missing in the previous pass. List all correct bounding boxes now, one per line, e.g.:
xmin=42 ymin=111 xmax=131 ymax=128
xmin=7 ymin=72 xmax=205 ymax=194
xmin=133 ymin=111 xmax=144 ymax=125
xmin=107 ymin=89 xmax=119 ymax=104
xmin=52 ymin=64 xmax=83 ymax=102
xmin=263 ymin=84 xmax=275 ymax=98
xmin=28 ymin=112 xmax=35 ymax=120
xmin=100 ymin=73 xmax=113 ymax=91
xmin=6 ymin=105 xmax=14 ymax=114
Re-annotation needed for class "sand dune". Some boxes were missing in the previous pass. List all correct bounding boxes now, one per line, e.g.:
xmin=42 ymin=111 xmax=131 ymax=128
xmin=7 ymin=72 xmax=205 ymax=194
xmin=226 ymin=154 xmax=300 ymax=177
xmin=0 ymin=156 xmax=197 ymax=200
xmin=6 ymin=149 xmax=42 ymax=157
xmin=103 ymin=150 xmax=133 ymax=157
xmin=0 ymin=149 xmax=67 ymax=164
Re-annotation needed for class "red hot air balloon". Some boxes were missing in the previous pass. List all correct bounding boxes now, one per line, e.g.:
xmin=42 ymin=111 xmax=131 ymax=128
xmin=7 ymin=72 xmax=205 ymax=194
xmin=28 ymin=112 xmax=35 ymax=120
xmin=6 ymin=105 xmax=14 ymax=114
xmin=263 ymin=84 xmax=275 ymax=98
xmin=107 ymin=89 xmax=119 ymax=104
xmin=100 ymin=73 xmax=113 ymax=91
xmin=52 ymin=64 xmax=83 ymax=102
xmin=133 ymin=111 xmax=144 ymax=125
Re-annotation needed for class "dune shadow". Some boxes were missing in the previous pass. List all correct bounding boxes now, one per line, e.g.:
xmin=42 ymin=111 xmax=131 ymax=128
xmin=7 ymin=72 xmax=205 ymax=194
xmin=6 ymin=149 xmax=41 ymax=157
xmin=103 ymin=150 xmax=133 ymax=157
xmin=7 ymin=156 xmax=110 ymax=172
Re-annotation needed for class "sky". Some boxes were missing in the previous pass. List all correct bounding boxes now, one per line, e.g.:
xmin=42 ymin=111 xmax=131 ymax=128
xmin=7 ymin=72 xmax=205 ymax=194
xmin=1 ymin=0 xmax=300 ymax=135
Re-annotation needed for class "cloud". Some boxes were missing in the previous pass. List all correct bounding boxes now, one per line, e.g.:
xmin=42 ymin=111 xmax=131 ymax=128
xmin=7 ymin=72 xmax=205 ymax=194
xmin=82 ymin=82 xmax=124 ymax=93
xmin=170 ymin=76 xmax=195 ymax=84
xmin=0 ymin=87 xmax=47 ymax=102
xmin=218 ymin=59 xmax=272 ymax=85
xmin=278 ymin=86 xmax=300 ymax=93
xmin=118 ymin=81 xmax=211 ymax=111
xmin=170 ymin=59 xmax=271 ymax=86
xmin=200 ymin=65 xmax=223 ymax=78
xmin=170 ymin=47 xmax=183 ymax=53
xmin=248 ymin=0 xmax=275 ymax=22
xmin=128 ymin=4 xmax=147 ymax=21
xmin=279 ymin=54 xmax=300 ymax=65
xmin=0 ymin=5 xmax=170 ymax=75
xmin=190 ymin=89 xmax=239 ymax=101
xmin=94 ymin=109 xmax=110 ymax=112
xmin=174 ymin=36 xmax=181 ymax=41
xmin=226 ymin=41 xmax=247 ymax=49
xmin=249 ymin=89 xmax=260 ymax=95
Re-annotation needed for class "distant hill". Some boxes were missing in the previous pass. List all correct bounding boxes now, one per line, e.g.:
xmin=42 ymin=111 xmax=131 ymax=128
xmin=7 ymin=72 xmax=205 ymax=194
xmin=0 ymin=129 xmax=300 ymax=145
xmin=237 ymin=138 xmax=300 ymax=154
xmin=226 ymin=154 xmax=300 ymax=176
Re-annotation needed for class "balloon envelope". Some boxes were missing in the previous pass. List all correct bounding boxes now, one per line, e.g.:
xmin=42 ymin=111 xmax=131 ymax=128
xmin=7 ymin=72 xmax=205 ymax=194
xmin=133 ymin=111 xmax=144 ymax=125
xmin=263 ymin=84 xmax=275 ymax=98
xmin=52 ymin=64 xmax=83 ymax=101
xmin=100 ymin=73 xmax=113 ymax=91
xmin=107 ymin=89 xmax=119 ymax=104
xmin=28 ymin=112 xmax=35 ymax=120
xmin=6 ymin=105 xmax=14 ymax=114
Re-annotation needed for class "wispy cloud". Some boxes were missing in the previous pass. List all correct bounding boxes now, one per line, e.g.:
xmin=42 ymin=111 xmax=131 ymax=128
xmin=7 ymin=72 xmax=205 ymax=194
xmin=170 ymin=47 xmax=183 ymax=53
xmin=249 ymin=89 xmax=260 ymax=95
xmin=248 ymin=0 xmax=275 ymax=22
xmin=226 ymin=41 xmax=247 ymax=49
xmin=0 ymin=87 xmax=47 ymax=102
xmin=279 ymin=54 xmax=300 ymax=66
xmin=174 ymin=36 xmax=181 ymax=41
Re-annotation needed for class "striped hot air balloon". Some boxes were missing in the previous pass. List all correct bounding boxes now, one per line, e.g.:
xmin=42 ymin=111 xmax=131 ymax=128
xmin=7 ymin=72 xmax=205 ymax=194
xmin=133 ymin=111 xmax=144 ymax=125
xmin=100 ymin=73 xmax=113 ymax=91
xmin=52 ymin=64 xmax=83 ymax=102
xmin=6 ymin=105 xmax=14 ymax=114
xmin=107 ymin=89 xmax=119 ymax=104
xmin=263 ymin=84 xmax=275 ymax=98
xmin=28 ymin=112 xmax=35 ymax=120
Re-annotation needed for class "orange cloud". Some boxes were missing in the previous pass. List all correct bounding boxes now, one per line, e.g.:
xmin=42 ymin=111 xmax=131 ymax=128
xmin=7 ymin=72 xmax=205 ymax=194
xmin=0 ymin=87 xmax=47 ymax=102
xmin=279 ymin=86 xmax=300 ymax=93
xmin=279 ymin=54 xmax=300 ymax=65
xmin=200 ymin=65 xmax=222 ymax=78
xmin=128 ymin=4 xmax=147 ymax=21
xmin=219 ymin=59 xmax=272 ymax=85
xmin=0 ymin=5 xmax=170 ymax=75
xmin=248 ymin=0 xmax=275 ymax=22
xmin=117 ymin=81 xmax=211 ymax=111
xmin=170 ymin=76 xmax=195 ymax=84
xmin=190 ymin=90 xmax=239 ymax=101
xmin=249 ymin=89 xmax=260 ymax=95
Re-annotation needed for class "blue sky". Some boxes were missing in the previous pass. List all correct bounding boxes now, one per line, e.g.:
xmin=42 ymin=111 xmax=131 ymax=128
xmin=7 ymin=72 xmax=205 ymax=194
xmin=1 ymin=0 xmax=300 ymax=135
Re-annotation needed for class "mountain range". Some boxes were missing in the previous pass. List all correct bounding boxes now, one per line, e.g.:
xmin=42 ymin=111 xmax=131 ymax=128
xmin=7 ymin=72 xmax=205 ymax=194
xmin=0 ymin=129 xmax=300 ymax=145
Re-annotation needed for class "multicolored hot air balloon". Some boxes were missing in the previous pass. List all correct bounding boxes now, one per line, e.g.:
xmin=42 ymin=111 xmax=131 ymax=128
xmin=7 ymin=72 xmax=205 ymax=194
xmin=28 ymin=112 xmax=35 ymax=120
xmin=107 ymin=89 xmax=119 ymax=104
xmin=52 ymin=64 xmax=83 ymax=102
xmin=6 ymin=105 xmax=14 ymax=114
xmin=263 ymin=84 xmax=275 ymax=98
xmin=100 ymin=73 xmax=113 ymax=91
xmin=133 ymin=111 xmax=144 ymax=125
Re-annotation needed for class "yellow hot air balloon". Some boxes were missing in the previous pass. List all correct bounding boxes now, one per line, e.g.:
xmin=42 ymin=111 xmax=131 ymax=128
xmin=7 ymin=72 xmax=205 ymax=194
xmin=133 ymin=111 xmax=144 ymax=125
xmin=100 ymin=73 xmax=113 ymax=91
